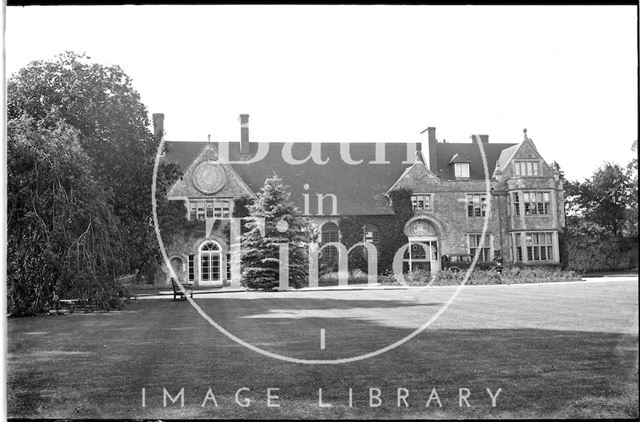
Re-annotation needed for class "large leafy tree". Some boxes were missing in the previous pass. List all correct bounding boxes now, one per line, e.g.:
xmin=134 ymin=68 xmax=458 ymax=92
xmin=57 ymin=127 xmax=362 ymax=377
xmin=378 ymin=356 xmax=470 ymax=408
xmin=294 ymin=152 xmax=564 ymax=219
xmin=625 ymin=140 xmax=638 ymax=238
xmin=7 ymin=116 xmax=125 ymax=315
xmin=8 ymin=52 xmax=158 ymax=275
xmin=565 ymin=153 xmax=636 ymax=239
xmin=241 ymin=175 xmax=310 ymax=290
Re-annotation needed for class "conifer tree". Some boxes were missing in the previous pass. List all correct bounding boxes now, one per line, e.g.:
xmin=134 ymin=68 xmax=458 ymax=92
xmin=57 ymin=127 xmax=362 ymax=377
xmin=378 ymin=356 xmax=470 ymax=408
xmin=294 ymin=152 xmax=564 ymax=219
xmin=241 ymin=175 xmax=309 ymax=290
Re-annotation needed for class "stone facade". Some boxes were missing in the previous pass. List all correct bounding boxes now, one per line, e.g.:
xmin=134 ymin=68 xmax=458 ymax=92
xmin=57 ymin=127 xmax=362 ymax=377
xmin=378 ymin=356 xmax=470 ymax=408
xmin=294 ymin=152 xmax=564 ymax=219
xmin=156 ymin=113 xmax=565 ymax=287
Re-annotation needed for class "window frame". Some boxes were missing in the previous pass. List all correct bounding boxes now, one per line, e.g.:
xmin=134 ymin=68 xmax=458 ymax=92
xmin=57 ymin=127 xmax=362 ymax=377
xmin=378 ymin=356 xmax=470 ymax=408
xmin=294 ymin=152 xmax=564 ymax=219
xmin=514 ymin=233 xmax=523 ymax=262
xmin=188 ymin=254 xmax=195 ymax=281
xmin=467 ymin=234 xmax=492 ymax=262
xmin=513 ymin=232 xmax=555 ymax=262
xmin=320 ymin=222 xmax=340 ymax=268
xmin=514 ymin=160 xmax=540 ymax=177
xmin=513 ymin=192 xmax=521 ymax=216
xmin=454 ymin=162 xmax=470 ymax=178
xmin=411 ymin=193 xmax=433 ymax=211
xmin=321 ymin=222 xmax=340 ymax=244
xmin=188 ymin=198 xmax=233 ymax=220
xmin=526 ymin=232 xmax=554 ymax=262
xmin=522 ymin=191 xmax=551 ymax=216
xmin=466 ymin=193 xmax=487 ymax=218
xmin=196 ymin=201 xmax=206 ymax=220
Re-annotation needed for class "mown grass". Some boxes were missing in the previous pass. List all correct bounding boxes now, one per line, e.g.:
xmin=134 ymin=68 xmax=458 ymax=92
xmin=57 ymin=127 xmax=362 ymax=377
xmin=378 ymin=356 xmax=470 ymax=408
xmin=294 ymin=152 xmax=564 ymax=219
xmin=6 ymin=279 xmax=638 ymax=419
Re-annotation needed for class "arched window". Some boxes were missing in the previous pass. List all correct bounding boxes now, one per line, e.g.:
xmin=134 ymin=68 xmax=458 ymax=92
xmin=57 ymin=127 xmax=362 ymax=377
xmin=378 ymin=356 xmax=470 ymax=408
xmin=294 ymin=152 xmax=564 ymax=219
xmin=201 ymin=242 xmax=220 ymax=252
xmin=321 ymin=222 xmax=339 ymax=243
xmin=320 ymin=222 xmax=339 ymax=268
xmin=200 ymin=241 xmax=221 ymax=282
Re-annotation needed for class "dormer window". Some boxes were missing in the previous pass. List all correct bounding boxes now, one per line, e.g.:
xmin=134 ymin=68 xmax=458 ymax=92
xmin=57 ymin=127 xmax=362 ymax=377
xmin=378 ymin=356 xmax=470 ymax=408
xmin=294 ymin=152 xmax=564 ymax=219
xmin=454 ymin=163 xmax=470 ymax=178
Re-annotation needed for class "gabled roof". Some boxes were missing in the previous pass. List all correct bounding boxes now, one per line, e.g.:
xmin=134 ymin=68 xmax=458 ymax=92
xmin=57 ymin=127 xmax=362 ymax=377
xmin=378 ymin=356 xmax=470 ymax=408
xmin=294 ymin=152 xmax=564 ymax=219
xmin=433 ymin=141 xmax=517 ymax=180
xmin=386 ymin=158 xmax=439 ymax=193
xmin=162 ymin=141 xmax=415 ymax=215
xmin=448 ymin=152 xmax=473 ymax=164
xmin=494 ymin=144 xmax=519 ymax=174
xmin=491 ymin=136 xmax=551 ymax=178
xmin=166 ymin=143 xmax=257 ymax=200
xmin=162 ymin=136 xmax=522 ymax=214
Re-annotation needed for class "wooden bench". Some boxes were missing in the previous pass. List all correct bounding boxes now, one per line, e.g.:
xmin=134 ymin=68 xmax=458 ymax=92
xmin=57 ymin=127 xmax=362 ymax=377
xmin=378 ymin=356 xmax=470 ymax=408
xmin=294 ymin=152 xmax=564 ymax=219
xmin=171 ymin=278 xmax=193 ymax=300
xmin=58 ymin=299 xmax=94 ymax=313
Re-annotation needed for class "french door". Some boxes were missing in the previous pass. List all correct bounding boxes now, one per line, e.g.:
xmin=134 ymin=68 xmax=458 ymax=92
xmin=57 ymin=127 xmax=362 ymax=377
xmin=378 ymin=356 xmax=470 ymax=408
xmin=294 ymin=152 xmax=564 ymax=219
xmin=403 ymin=239 xmax=440 ymax=273
xmin=200 ymin=241 xmax=222 ymax=285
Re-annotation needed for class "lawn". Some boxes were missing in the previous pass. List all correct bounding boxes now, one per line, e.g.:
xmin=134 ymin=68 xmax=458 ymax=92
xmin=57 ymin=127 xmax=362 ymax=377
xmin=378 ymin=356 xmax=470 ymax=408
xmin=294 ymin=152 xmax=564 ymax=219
xmin=6 ymin=279 xmax=639 ymax=419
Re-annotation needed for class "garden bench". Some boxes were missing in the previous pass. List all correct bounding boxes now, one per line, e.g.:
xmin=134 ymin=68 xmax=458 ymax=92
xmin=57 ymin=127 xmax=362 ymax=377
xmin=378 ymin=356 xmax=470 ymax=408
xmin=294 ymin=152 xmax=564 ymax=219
xmin=58 ymin=299 xmax=94 ymax=313
xmin=171 ymin=278 xmax=193 ymax=300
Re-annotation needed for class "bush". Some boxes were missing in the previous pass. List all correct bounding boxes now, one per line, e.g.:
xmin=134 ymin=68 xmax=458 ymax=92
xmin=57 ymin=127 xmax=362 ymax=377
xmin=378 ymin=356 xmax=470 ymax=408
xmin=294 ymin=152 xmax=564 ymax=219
xmin=403 ymin=269 xmax=432 ymax=285
xmin=317 ymin=269 xmax=375 ymax=286
xmin=378 ymin=267 xmax=583 ymax=287
xmin=7 ymin=239 xmax=58 ymax=316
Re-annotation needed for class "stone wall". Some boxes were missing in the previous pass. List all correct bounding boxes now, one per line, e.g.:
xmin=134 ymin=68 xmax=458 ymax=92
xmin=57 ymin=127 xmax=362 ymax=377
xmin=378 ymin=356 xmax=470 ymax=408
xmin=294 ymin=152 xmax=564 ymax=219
xmin=160 ymin=220 xmax=232 ymax=287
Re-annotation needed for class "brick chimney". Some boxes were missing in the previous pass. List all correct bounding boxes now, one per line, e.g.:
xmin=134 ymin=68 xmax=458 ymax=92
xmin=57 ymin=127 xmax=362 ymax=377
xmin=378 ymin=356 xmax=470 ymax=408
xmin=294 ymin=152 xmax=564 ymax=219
xmin=152 ymin=113 xmax=164 ymax=142
xmin=239 ymin=114 xmax=249 ymax=154
xmin=479 ymin=134 xmax=489 ymax=144
xmin=415 ymin=141 xmax=426 ymax=164
xmin=426 ymin=127 xmax=437 ymax=172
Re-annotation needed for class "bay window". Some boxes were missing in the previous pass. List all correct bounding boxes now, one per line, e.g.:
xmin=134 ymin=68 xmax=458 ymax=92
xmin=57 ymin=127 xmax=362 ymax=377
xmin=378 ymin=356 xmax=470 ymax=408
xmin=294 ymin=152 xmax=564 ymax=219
xmin=523 ymin=192 xmax=551 ymax=215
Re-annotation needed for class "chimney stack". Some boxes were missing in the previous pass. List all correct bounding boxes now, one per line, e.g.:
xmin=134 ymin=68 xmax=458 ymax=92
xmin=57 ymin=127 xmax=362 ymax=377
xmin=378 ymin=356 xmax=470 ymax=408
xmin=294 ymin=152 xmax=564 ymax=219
xmin=239 ymin=114 xmax=249 ymax=154
xmin=152 ymin=113 xmax=164 ymax=142
xmin=479 ymin=134 xmax=489 ymax=144
xmin=426 ymin=127 xmax=437 ymax=172
xmin=415 ymin=141 xmax=425 ymax=164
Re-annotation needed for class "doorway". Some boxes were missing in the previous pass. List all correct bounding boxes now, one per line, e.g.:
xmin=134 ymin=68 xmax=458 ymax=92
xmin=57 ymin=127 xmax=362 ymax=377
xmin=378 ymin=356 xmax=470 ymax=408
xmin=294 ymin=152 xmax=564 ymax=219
xmin=199 ymin=241 xmax=223 ymax=286
xmin=403 ymin=239 xmax=440 ymax=273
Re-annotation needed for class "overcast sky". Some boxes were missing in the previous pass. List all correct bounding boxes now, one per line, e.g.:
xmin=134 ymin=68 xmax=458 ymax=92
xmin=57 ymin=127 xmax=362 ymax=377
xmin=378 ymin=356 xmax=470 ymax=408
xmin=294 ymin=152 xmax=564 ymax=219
xmin=6 ymin=5 xmax=637 ymax=181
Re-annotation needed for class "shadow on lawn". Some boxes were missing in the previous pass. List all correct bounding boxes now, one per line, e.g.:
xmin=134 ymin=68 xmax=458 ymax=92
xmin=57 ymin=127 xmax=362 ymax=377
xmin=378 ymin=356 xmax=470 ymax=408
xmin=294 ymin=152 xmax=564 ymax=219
xmin=6 ymin=329 xmax=638 ymax=418
xmin=195 ymin=297 xmax=444 ymax=311
xmin=6 ymin=300 xmax=638 ymax=418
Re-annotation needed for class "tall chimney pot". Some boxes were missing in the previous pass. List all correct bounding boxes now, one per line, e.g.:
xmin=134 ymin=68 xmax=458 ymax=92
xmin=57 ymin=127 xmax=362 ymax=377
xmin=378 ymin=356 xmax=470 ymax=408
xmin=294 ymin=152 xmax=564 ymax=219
xmin=425 ymin=127 xmax=437 ymax=172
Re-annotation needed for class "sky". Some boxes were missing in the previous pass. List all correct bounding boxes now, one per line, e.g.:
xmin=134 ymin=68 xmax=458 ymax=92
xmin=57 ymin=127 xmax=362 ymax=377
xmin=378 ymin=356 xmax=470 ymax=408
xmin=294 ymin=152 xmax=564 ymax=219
xmin=5 ymin=5 xmax=638 ymax=181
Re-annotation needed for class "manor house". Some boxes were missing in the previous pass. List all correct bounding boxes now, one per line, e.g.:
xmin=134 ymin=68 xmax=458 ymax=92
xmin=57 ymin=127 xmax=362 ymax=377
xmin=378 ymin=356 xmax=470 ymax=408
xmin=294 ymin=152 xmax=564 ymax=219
xmin=157 ymin=114 xmax=565 ymax=288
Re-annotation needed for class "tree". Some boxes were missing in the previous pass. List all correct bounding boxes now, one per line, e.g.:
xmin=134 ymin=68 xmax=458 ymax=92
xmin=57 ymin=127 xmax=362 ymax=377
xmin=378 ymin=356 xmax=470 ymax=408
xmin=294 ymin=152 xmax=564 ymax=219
xmin=564 ymin=180 xmax=610 ymax=239
xmin=240 ymin=175 xmax=310 ymax=290
xmin=565 ymin=163 xmax=630 ymax=238
xmin=8 ymin=51 xmax=158 ymax=276
xmin=7 ymin=115 xmax=125 ymax=315
xmin=625 ymin=140 xmax=638 ymax=238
